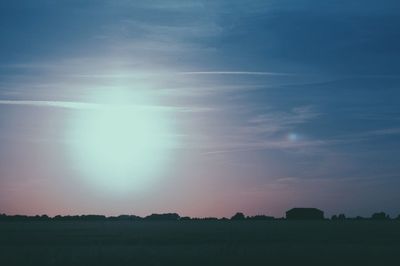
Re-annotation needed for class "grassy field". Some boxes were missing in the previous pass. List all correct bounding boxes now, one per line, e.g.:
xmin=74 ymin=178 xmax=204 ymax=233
xmin=1 ymin=220 xmax=399 ymax=265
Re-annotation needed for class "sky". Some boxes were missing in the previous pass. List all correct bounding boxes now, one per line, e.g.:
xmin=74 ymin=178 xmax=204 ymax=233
xmin=0 ymin=0 xmax=400 ymax=218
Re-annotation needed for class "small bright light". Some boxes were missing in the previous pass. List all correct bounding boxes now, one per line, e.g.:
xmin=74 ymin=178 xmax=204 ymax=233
xmin=67 ymin=89 xmax=177 ymax=192
xmin=288 ymin=133 xmax=298 ymax=142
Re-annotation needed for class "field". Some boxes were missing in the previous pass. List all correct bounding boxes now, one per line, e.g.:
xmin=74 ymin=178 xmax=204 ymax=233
xmin=1 ymin=220 xmax=399 ymax=265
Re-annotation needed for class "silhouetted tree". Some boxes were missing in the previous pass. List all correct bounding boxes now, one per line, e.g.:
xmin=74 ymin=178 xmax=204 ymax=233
xmin=332 ymin=214 xmax=346 ymax=220
xmin=230 ymin=212 xmax=245 ymax=220
xmin=371 ymin=212 xmax=390 ymax=220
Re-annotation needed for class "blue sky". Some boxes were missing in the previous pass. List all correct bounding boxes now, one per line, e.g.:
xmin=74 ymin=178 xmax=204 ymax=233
xmin=0 ymin=0 xmax=399 ymax=217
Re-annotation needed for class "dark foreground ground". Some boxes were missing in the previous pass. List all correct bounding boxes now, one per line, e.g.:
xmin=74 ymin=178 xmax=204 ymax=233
xmin=1 ymin=220 xmax=399 ymax=266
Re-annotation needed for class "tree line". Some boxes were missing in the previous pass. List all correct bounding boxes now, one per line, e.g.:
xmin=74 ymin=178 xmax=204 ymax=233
xmin=0 ymin=211 xmax=398 ymax=222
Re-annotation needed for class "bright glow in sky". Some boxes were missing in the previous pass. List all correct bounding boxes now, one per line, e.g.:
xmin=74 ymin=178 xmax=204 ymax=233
xmin=67 ymin=89 xmax=177 ymax=192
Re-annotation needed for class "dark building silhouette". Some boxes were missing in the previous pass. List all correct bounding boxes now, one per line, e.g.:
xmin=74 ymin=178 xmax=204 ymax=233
xmin=286 ymin=208 xmax=324 ymax=220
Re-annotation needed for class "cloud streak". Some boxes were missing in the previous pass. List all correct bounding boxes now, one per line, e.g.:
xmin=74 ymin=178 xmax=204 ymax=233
xmin=0 ymin=100 xmax=215 ymax=113
xmin=0 ymin=100 xmax=98 ymax=110
xmin=245 ymin=106 xmax=321 ymax=135
xmin=178 ymin=71 xmax=292 ymax=76
xmin=202 ymin=139 xmax=329 ymax=155
xmin=196 ymin=106 xmax=325 ymax=155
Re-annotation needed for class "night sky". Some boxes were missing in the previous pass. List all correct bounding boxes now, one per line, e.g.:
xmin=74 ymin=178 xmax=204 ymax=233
xmin=1 ymin=0 xmax=400 ymax=218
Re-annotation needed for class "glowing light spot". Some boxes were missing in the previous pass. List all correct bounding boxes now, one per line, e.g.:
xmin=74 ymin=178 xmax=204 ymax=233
xmin=288 ymin=133 xmax=298 ymax=142
xmin=67 ymin=89 xmax=177 ymax=192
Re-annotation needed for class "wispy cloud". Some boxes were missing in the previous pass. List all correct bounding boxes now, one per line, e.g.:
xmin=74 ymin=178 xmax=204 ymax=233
xmin=178 ymin=71 xmax=292 ymax=76
xmin=0 ymin=100 xmax=214 ymax=113
xmin=0 ymin=100 xmax=98 ymax=110
xmin=245 ymin=106 xmax=321 ymax=135
xmin=202 ymin=139 xmax=329 ymax=155
xmin=198 ymin=106 xmax=325 ymax=155
xmin=331 ymin=127 xmax=400 ymax=144
xmin=365 ymin=128 xmax=400 ymax=136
